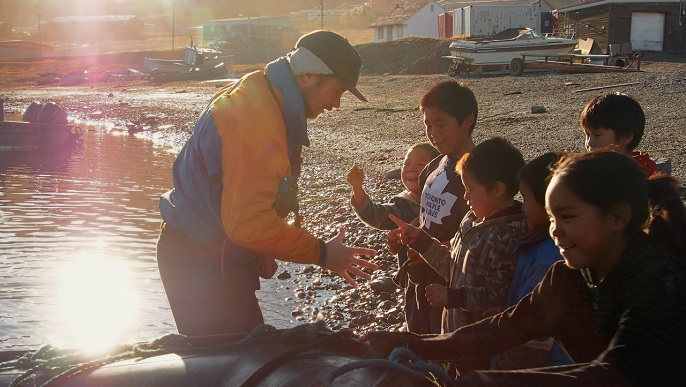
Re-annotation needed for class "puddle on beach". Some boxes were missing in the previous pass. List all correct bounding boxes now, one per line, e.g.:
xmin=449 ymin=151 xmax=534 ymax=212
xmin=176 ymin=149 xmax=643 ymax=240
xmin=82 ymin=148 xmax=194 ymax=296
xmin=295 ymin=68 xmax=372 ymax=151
xmin=0 ymin=124 xmax=296 ymax=351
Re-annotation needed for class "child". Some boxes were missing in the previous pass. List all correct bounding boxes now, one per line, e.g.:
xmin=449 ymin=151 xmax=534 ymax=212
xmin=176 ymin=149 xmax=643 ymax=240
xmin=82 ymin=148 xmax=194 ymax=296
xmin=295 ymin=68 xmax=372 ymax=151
xmin=490 ymin=151 xmax=571 ymax=370
xmin=346 ymin=142 xmax=439 ymax=334
xmin=346 ymin=142 xmax=438 ymax=262
xmin=388 ymin=137 xmax=528 ymax=369
xmin=581 ymin=92 xmax=657 ymax=176
xmin=385 ymin=80 xmax=478 ymax=335
xmin=367 ymin=151 xmax=686 ymax=385
xmin=346 ymin=142 xmax=439 ymax=232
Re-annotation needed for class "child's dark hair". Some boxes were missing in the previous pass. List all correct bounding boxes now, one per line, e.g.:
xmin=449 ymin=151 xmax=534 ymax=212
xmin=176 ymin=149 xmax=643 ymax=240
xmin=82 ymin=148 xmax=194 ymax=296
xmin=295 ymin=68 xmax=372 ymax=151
xmin=551 ymin=151 xmax=685 ymax=255
xmin=647 ymin=174 xmax=686 ymax=256
xmin=580 ymin=93 xmax=645 ymax=151
xmin=456 ymin=137 xmax=524 ymax=198
xmin=409 ymin=141 xmax=440 ymax=160
xmin=420 ymin=80 xmax=478 ymax=133
xmin=518 ymin=151 xmax=567 ymax=207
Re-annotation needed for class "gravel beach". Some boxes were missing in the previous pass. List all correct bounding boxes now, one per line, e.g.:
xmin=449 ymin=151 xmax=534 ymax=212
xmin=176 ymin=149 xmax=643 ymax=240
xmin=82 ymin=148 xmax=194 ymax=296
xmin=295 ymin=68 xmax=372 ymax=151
xmin=1 ymin=44 xmax=685 ymax=336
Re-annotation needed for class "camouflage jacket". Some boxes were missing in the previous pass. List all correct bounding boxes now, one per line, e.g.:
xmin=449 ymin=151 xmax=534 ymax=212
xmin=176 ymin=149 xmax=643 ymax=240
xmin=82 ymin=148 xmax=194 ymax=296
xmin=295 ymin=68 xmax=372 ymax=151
xmin=413 ymin=203 xmax=528 ymax=333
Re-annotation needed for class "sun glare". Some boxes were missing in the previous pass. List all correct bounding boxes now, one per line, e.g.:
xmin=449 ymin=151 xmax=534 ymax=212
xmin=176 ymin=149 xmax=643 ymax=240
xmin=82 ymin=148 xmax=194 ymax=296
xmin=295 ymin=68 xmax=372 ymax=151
xmin=56 ymin=253 xmax=140 ymax=352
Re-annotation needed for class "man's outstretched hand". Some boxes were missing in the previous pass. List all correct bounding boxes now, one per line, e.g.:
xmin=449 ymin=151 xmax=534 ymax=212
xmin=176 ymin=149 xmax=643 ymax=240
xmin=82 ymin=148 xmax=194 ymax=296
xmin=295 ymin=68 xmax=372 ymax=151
xmin=323 ymin=227 xmax=379 ymax=287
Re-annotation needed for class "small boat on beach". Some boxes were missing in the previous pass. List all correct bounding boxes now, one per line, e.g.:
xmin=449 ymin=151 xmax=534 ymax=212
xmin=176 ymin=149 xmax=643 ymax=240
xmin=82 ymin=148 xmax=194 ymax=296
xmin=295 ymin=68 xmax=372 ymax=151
xmin=0 ymin=101 xmax=83 ymax=150
xmin=143 ymin=45 xmax=233 ymax=83
xmin=105 ymin=68 xmax=145 ymax=82
xmin=150 ymin=62 xmax=229 ymax=84
xmin=446 ymin=27 xmax=578 ymax=73
xmin=61 ymin=70 xmax=88 ymax=85
xmin=0 ymin=121 xmax=83 ymax=150
xmin=36 ymin=72 xmax=59 ymax=85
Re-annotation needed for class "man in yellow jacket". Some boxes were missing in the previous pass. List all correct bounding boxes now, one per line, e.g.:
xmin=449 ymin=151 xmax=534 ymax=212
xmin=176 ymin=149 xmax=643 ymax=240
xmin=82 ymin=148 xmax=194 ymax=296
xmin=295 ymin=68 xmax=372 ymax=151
xmin=157 ymin=30 xmax=379 ymax=336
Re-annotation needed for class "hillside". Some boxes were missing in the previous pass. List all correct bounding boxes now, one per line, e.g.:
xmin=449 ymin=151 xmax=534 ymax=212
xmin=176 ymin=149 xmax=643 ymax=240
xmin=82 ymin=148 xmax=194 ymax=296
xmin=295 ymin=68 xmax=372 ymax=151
xmin=356 ymin=36 xmax=453 ymax=75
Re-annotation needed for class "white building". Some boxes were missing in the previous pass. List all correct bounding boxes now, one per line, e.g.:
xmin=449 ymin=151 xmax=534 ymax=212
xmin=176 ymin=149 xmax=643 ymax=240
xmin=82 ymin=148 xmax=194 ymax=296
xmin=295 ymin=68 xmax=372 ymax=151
xmin=452 ymin=5 xmax=543 ymax=37
xmin=369 ymin=1 xmax=446 ymax=42
xmin=203 ymin=16 xmax=300 ymax=46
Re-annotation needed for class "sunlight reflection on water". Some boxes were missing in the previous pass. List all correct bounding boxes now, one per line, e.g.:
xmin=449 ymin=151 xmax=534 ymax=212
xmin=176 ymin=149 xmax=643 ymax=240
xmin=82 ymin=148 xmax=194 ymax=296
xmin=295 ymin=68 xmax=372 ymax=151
xmin=0 ymin=126 xmax=294 ymax=351
xmin=55 ymin=251 xmax=139 ymax=351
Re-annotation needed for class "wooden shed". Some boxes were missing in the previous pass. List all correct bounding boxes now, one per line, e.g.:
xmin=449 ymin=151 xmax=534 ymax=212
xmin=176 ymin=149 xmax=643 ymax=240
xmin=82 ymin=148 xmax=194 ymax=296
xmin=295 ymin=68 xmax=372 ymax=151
xmin=556 ymin=0 xmax=686 ymax=53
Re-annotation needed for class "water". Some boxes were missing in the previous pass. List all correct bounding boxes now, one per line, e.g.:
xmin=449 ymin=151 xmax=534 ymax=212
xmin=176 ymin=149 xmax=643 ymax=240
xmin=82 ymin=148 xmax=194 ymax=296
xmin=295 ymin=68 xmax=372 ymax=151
xmin=0 ymin=127 xmax=296 ymax=351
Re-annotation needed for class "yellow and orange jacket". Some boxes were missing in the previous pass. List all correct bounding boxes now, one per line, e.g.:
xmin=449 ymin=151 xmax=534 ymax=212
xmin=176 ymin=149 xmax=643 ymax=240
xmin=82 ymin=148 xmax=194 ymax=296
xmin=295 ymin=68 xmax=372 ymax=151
xmin=160 ymin=58 xmax=322 ymax=264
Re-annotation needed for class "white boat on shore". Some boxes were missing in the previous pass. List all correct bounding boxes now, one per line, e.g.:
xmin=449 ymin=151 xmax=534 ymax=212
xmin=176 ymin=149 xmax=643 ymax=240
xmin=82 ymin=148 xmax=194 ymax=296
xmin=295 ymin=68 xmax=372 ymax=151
xmin=143 ymin=46 xmax=233 ymax=75
xmin=446 ymin=28 xmax=578 ymax=73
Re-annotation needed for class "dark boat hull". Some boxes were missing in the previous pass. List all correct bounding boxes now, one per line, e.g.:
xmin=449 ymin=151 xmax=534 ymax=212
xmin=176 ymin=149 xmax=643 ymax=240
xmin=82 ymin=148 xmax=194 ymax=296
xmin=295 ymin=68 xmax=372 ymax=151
xmin=0 ymin=121 xmax=83 ymax=149
xmin=0 ymin=327 xmax=436 ymax=386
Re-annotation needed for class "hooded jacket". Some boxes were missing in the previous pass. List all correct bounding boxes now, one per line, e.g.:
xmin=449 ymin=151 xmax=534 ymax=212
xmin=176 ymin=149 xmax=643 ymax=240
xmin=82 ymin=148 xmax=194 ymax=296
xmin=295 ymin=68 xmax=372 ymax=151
xmin=412 ymin=204 xmax=528 ymax=333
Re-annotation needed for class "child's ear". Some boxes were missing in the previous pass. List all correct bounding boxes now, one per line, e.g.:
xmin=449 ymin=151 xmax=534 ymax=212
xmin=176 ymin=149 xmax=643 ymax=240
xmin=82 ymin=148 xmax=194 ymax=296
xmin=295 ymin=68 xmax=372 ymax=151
xmin=462 ymin=113 xmax=475 ymax=129
xmin=608 ymin=202 xmax=632 ymax=230
xmin=492 ymin=181 xmax=507 ymax=198
xmin=618 ymin=133 xmax=634 ymax=150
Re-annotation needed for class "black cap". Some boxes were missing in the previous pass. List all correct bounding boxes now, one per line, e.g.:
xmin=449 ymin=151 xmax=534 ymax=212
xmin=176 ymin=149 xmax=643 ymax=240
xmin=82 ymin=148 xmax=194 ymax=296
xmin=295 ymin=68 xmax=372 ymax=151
xmin=294 ymin=30 xmax=367 ymax=103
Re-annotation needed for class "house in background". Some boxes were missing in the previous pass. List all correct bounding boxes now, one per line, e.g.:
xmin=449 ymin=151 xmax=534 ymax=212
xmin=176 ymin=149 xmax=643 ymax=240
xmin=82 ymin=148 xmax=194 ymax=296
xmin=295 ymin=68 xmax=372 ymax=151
xmin=289 ymin=3 xmax=359 ymax=27
xmin=0 ymin=40 xmax=55 ymax=59
xmin=555 ymin=0 xmax=686 ymax=53
xmin=370 ymin=1 xmax=446 ymax=42
xmin=439 ymin=1 xmax=556 ymax=38
xmin=44 ymin=15 xmax=144 ymax=42
xmin=202 ymin=16 xmax=300 ymax=47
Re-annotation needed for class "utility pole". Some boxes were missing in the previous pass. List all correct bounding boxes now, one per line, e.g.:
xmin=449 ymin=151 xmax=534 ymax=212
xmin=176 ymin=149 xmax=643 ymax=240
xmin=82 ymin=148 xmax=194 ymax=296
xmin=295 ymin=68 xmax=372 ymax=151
xmin=320 ymin=0 xmax=324 ymax=30
xmin=172 ymin=0 xmax=176 ymax=51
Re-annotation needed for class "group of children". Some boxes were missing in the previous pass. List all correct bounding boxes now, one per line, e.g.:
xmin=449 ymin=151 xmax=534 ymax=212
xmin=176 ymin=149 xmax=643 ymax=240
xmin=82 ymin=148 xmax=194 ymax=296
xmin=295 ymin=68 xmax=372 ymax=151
xmin=345 ymin=80 xmax=686 ymax=384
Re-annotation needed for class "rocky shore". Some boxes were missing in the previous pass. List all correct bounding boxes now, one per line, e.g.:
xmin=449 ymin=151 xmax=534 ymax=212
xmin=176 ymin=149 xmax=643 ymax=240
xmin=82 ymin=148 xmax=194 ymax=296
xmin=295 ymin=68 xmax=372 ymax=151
xmin=1 ymin=47 xmax=685 ymax=336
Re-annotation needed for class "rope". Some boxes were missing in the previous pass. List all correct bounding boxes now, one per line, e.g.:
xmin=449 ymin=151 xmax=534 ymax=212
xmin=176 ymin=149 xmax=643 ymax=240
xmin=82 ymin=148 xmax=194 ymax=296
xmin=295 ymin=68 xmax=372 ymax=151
xmin=239 ymin=322 xmax=352 ymax=387
xmin=324 ymin=347 xmax=457 ymax=387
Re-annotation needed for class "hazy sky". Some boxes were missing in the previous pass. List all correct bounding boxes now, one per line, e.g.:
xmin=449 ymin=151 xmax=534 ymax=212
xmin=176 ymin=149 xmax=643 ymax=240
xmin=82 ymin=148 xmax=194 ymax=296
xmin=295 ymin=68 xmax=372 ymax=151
xmin=0 ymin=0 xmax=361 ymax=25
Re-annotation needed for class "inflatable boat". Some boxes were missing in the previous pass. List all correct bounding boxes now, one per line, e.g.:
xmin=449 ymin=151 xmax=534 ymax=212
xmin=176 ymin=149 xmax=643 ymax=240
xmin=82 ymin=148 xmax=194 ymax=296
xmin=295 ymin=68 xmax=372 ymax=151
xmin=0 ymin=323 xmax=449 ymax=386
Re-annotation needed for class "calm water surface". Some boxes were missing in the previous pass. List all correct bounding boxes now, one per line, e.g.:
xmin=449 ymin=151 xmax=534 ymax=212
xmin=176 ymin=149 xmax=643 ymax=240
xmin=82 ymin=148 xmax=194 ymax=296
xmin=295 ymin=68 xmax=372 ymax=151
xmin=0 ymin=127 xmax=294 ymax=351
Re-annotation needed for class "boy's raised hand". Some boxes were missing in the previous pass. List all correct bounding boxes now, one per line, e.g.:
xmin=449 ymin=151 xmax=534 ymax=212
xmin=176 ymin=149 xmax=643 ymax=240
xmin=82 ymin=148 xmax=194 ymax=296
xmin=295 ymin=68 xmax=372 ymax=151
xmin=346 ymin=165 xmax=366 ymax=206
xmin=388 ymin=214 xmax=421 ymax=246
xmin=345 ymin=165 xmax=364 ymax=189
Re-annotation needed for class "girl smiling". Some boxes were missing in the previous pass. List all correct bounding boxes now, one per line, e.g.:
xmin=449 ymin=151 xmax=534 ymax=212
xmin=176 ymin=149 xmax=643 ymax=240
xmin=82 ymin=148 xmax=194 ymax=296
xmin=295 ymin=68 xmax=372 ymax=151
xmin=367 ymin=151 xmax=686 ymax=386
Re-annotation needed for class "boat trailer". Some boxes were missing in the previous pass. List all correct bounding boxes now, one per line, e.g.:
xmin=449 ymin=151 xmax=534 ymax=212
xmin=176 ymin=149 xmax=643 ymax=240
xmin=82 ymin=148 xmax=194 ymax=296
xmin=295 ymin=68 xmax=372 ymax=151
xmin=509 ymin=52 xmax=643 ymax=76
xmin=446 ymin=52 xmax=643 ymax=77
